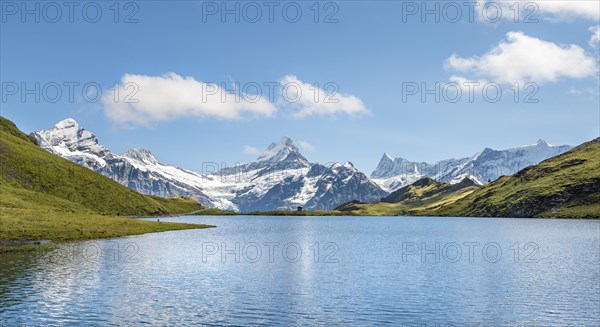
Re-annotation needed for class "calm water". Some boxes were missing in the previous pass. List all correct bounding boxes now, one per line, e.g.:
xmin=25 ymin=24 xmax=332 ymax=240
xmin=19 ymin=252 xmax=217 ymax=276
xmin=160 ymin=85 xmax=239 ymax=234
xmin=1 ymin=216 xmax=599 ymax=326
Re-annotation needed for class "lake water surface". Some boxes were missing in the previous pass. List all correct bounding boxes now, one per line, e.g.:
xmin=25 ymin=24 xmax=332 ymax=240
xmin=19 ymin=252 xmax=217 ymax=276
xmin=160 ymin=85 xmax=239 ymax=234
xmin=1 ymin=216 xmax=599 ymax=326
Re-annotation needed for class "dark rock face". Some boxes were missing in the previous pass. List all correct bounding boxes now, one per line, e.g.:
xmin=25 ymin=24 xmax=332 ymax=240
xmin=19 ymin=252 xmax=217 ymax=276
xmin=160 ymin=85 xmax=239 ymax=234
xmin=229 ymin=162 xmax=388 ymax=212
xmin=304 ymin=163 xmax=388 ymax=211
xmin=233 ymin=176 xmax=306 ymax=212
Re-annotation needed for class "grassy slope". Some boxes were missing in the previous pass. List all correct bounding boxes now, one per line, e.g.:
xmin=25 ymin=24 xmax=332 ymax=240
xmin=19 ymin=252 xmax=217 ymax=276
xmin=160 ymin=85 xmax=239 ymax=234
xmin=335 ymin=178 xmax=481 ymax=216
xmin=420 ymin=138 xmax=600 ymax=218
xmin=0 ymin=116 xmax=213 ymax=243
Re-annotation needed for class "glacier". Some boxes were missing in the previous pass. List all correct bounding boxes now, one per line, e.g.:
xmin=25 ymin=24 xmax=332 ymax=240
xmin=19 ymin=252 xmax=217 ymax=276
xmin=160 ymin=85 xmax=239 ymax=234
xmin=32 ymin=119 xmax=387 ymax=212
xmin=32 ymin=118 xmax=573 ymax=210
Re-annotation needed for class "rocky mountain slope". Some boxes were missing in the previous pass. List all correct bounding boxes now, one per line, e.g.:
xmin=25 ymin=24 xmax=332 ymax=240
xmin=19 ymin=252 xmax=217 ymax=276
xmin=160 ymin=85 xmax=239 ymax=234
xmin=0 ymin=116 xmax=208 ymax=243
xmin=31 ymin=119 xmax=225 ymax=208
xmin=33 ymin=119 xmax=387 ymax=212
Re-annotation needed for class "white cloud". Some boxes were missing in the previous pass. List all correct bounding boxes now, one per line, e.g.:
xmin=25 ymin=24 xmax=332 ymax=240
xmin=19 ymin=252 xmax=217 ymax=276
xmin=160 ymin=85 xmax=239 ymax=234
xmin=539 ymin=1 xmax=600 ymax=21
xmin=448 ymin=75 xmax=489 ymax=92
xmin=590 ymin=25 xmax=600 ymax=48
xmin=278 ymin=75 xmax=370 ymax=119
xmin=533 ymin=0 xmax=600 ymax=21
xmin=298 ymin=141 xmax=315 ymax=152
xmin=242 ymin=145 xmax=260 ymax=155
xmin=102 ymin=73 xmax=276 ymax=126
xmin=567 ymin=87 xmax=599 ymax=96
xmin=445 ymin=32 xmax=598 ymax=84
xmin=478 ymin=1 xmax=600 ymax=21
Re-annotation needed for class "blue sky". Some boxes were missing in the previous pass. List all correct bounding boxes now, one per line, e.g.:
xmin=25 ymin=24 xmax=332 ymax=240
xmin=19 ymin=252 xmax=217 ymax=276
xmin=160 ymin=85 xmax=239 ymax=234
xmin=2 ymin=1 xmax=599 ymax=173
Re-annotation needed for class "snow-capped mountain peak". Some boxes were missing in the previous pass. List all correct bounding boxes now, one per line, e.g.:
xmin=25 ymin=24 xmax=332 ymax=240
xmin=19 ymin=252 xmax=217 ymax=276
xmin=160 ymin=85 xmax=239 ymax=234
xmin=371 ymin=153 xmax=412 ymax=179
xmin=271 ymin=136 xmax=295 ymax=148
xmin=54 ymin=118 xmax=79 ymax=130
xmin=372 ymin=140 xmax=573 ymax=192
xmin=31 ymin=118 xmax=109 ymax=164
xmin=226 ymin=136 xmax=312 ymax=173
xmin=33 ymin=121 xmax=386 ymax=212
xmin=331 ymin=161 xmax=356 ymax=172
xmin=39 ymin=118 xmax=97 ymax=148
xmin=257 ymin=136 xmax=300 ymax=162
xmin=122 ymin=148 xmax=158 ymax=164
xmin=32 ymin=120 xmax=225 ymax=209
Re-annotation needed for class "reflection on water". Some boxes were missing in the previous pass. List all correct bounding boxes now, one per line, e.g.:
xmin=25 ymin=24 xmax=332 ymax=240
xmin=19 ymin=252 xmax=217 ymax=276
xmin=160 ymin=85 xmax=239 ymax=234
xmin=1 ymin=216 xmax=599 ymax=326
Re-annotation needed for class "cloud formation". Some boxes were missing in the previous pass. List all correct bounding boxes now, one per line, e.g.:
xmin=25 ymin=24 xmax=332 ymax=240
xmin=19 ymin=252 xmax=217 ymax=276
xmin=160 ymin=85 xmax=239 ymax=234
xmin=445 ymin=32 xmax=598 ymax=84
xmin=590 ymin=25 xmax=600 ymax=48
xmin=103 ymin=73 xmax=371 ymax=126
xmin=242 ymin=145 xmax=260 ymax=155
xmin=102 ymin=73 xmax=276 ymax=126
xmin=278 ymin=75 xmax=371 ymax=119
xmin=534 ymin=0 xmax=600 ymax=21
xmin=298 ymin=141 xmax=315 ymax=152
xmin=478 ymin=1 xmax=600 ymax=21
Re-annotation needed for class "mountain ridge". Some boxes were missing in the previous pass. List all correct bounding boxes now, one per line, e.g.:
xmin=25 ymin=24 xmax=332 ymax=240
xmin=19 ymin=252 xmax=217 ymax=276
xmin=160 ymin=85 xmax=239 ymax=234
xmin=372 ymin=140 xmax=572 ymax=192
xmin=417 ymin=137 xmax=600 ymax=218
xmin=32 ymin=119 xmax=387 ymax=212
xmin=0 ymin=116 xmax=211 ymax=243
xmin=335 ymin=176 xmax=482 ymax=215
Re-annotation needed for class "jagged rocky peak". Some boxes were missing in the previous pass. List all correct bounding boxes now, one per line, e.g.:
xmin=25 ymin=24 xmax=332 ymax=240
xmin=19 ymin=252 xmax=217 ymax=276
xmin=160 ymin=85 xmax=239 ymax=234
xmin=331 ymin=161 xmax=356 ymax=172
xmin=123 ymin=148 xmax=158 ymax=164
xmin=372 ymin=139 xmax=573 ymax=192
xmin=44 ymin=118 xmax=83 ymax=141
xmin=258 ymin=136 xmax=298 ymax=160
xmin=32 ymin=120 xmax=388 ymax=212
xmin=31 ymin=118 xmax=107 ymax=155
xmin=381 ymin=152 xmax=393 ymax=162
xmin=371 ymin=152 xmax=413 ymax=179
xmin=371 ymin=154 xmax=394 ymax=178
xmin=53 ymin=118 xmax=79 ymax=130
xmin=48 ymin=118 xmax=89 ymax=142
xmin=254 ymin=136 xmax=310 ymax=168
xmin=275 ymin=136 xmax=296 ymax=148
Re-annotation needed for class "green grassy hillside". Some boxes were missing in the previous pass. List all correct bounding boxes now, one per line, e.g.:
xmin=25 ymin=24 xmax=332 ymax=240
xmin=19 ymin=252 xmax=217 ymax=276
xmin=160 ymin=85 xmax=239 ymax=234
xmin=0 ymin=116 xmax=212 ymax=245
xmin=420 ymin=138 xmax=600 ymax=218
xmin=335 ymin=177 xmax=481 ymax=216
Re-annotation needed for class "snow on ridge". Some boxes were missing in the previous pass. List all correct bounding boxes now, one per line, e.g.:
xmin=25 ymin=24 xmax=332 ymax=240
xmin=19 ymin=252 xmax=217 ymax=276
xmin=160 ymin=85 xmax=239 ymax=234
xmin=372 ymin=140 xmax=573 ymax=192
xmin=32 ymin=120 xmax=386 ymax=211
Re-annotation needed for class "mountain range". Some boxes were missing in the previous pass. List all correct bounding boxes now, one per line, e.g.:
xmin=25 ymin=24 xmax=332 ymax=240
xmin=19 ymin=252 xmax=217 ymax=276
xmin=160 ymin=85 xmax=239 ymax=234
xmin=32 ymin=119 xmax=386 ymax=212
xmin=32 ymin=118 xmax=573 ymax=212
xmin=0 ymin=116 xmax=209 ymax=244
xmin=371 ymin=140 xmax=572 ymax=192
xmin=354 ymin=138 xmax=599 ymax=218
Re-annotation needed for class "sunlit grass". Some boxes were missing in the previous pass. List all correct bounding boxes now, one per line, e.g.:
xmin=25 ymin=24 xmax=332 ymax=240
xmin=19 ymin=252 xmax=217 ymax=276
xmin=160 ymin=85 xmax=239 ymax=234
xmin=424 ymin=139 xmax=600 ymax=218
xmin=0 ymin=116 xmax=214 ymax=250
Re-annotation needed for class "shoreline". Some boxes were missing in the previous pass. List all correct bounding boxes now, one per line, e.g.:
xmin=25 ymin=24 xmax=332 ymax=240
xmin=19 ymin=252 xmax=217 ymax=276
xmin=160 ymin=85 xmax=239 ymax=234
xmin=0 ymin=211 xmax=216 ymax=254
